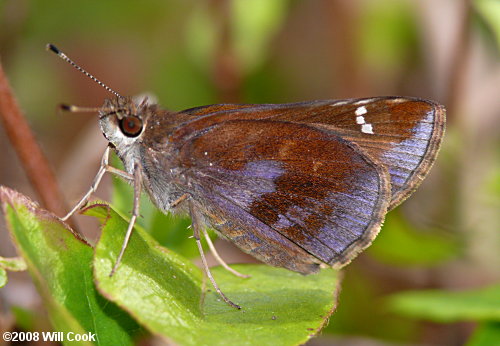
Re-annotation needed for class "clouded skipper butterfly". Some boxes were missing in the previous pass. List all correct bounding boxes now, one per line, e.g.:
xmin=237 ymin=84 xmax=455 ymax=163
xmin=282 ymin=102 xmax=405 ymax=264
xmin=47 ymin=44 xmax=445 ymax=309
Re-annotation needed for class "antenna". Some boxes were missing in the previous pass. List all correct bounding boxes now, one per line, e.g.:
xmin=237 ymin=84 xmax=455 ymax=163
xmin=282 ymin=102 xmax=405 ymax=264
xmin=46 ymin=43 xmax=124 ymax=99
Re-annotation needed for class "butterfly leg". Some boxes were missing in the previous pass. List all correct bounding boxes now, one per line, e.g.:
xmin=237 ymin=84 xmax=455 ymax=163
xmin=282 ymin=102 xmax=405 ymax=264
xmin=189 ymin=200 xmax=241 ymax=309
xmin=62 ymin=145 xmax=133 ymax=221
xmin=201 ymin=228 xmax=250 ymax=279
xmin=110 ymin=163 xmax=142 ymax=277
xmin=169 ymin=194 xmax=249 ymax=279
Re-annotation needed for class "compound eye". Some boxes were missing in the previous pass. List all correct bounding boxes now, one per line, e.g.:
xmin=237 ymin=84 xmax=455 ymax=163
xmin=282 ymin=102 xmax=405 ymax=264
xmin=119 ymin=116 xmax=143 ymax=137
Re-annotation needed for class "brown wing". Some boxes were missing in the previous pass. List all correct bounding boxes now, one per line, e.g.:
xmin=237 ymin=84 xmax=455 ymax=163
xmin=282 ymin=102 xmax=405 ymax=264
xmin=174 ymin=119 xmax=390 ymax=274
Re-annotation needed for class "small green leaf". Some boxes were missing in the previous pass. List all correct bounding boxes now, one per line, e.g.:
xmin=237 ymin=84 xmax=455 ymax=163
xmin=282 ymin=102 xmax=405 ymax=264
xmin=231 ymin=0 xmax=289 ymax=73
xmin=326 ymin=266 xmax=418 ymax=341
xmin=475 ymin=0 xmax=500 ymax=49
xmin=89 ymin=204 xmax=340 ymax=345
xmin=388 ymin=285 xmax=500 ymax=322
xmin=0 ymin=268 xmax=6 ymax=288
xmin=468 ymin=322 xmax=500 ymax=346
xmin=186 ymin=0 xmax=289 ymax=75
xmin=0 ymin=256 xmax=27 ymax=271
xmin=356 ymin=0 xmax=419 ymax=71
xmin=148 ymin=211 xmax=207 ymax=259
xmin=0 ymin=187 xmax=139 ymax=346
xmin=11 ymin=306 xmax=37 ymax=332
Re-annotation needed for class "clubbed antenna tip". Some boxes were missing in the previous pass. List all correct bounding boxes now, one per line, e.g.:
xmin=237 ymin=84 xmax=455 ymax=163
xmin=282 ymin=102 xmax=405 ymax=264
xmin=46 ymin=43 xmax=60 ymax=54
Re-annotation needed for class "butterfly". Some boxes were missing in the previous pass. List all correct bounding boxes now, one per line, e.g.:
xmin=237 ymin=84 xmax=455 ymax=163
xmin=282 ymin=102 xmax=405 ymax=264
xmin=48 ymin=44 xmax=445 ymax=309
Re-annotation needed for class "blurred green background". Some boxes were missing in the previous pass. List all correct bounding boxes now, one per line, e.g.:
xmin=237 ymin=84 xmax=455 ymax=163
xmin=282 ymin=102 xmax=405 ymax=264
xmin=1 ymin=0 xmax=500 ymax=344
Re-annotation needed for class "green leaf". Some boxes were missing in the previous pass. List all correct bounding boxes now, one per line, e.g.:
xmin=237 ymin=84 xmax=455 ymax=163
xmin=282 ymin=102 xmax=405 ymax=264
xmin=0 ymin=253 xmax=26 ymax=289
xmin=326 ymin=265 xmax=418 ymax=342
xmin=88 ymin=204 xmax=340 ymax=346
xmin=368 ymin=211 xmax=459 ymax=266
xmin=0 ymin=256 xmax=27 ymax=271
xmin=0 ymin=268 xmax=6 ymax=288
xmin=231 ymin=0 xmax=289 ymax=73
xmin=468 ymin=322 xmax=500 ymax=346
xmin=387 ymin=285 xmax=500 ymax=323
xmin=186 ymin=0 xmax=289 ymax=75
xmin=356 ymin=0 xmax=419 ymax=71
xmin=0 ymin=187 xmax=139 ymax=346
xmin=475 ymin=0 xmax=500 ymax=49
xmin=148 ymin=211 xmax=204 ymax=259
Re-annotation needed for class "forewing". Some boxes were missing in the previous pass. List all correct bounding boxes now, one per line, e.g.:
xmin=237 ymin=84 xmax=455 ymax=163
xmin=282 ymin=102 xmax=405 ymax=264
xmin=178 ymin=97 xmax=445 ymax=209
xmin=176 ymin=120 xmax=390 ymax=273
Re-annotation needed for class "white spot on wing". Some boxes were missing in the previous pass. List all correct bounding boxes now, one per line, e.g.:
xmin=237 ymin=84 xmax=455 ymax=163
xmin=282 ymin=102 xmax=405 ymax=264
xmin=204 ymin=151 xmax=208 ymax=156
xmin=362 ymin=124 xmax=374 ymax=134
xmin=354 ymin=107 xmax=374 ymax=135
xmin=355 ymin=106 xmax=367 ymax=116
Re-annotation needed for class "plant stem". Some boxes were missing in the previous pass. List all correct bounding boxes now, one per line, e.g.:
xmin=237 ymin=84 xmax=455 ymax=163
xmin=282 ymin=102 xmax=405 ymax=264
xmin=0 ymin=61 xmax=73 ymax=228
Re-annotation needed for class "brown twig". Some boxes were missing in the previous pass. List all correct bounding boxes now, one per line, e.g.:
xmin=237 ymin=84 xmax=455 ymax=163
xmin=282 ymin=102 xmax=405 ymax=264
xmin=0 ymin=60 xmax=72 ymax=227
xmin=327 ymin=1 xmax=365 ymax=98
xmin=210 ymin=0 xmax=242 ymax=103
xmin=444 ymin=0 xmax=473 ymax=122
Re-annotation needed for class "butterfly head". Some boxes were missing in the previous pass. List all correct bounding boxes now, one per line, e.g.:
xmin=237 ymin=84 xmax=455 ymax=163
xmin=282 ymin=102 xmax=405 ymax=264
xmin=98 ymin=96 xmax=153 ymax=149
